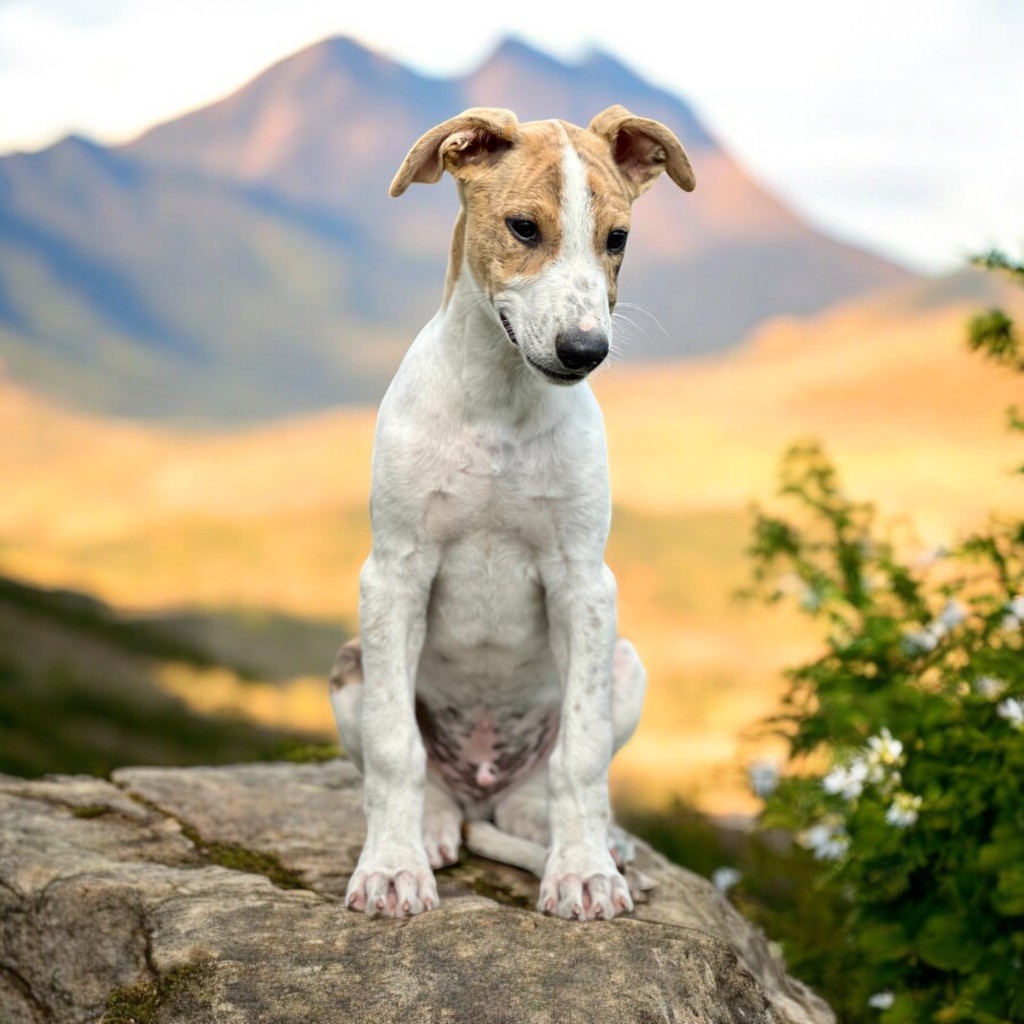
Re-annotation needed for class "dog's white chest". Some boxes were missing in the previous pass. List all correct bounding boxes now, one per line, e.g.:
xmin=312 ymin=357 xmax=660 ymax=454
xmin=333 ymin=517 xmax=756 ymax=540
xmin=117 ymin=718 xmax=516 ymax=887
xmin=420 ymin=423 xmax=571 ymax=544
xmin=458 ymin=436 xmax=513 ymax=478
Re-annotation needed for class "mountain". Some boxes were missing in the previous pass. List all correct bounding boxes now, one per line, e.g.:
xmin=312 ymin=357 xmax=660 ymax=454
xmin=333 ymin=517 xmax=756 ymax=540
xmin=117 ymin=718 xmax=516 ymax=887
xmin=0 ymin=36 xmax=915 ymax=421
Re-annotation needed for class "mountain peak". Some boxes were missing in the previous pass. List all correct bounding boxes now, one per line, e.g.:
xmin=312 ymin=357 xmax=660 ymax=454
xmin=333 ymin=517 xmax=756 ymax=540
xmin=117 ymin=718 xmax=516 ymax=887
xmin=581 ymin=45 xmax=639 ymax=79
xmin=248 ymin=32 xmax=429 ymax=92
xmin=297 ymin=34 xmax=407 ymax=76
xmin=477 ymin=36 xmax=576 ymax=78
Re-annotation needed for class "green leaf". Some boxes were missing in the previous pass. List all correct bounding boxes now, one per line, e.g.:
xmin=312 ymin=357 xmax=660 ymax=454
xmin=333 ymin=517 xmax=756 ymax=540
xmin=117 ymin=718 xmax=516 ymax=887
xmin=915 ymin=913 xmax=981 ymax=972
xmin=977 ymin=833 xmax=1024 ymax=872
xmin=993 ymin=864 xmax=1024 ymax=916
xmin=857 ymin=922 xmax=911 ymax=962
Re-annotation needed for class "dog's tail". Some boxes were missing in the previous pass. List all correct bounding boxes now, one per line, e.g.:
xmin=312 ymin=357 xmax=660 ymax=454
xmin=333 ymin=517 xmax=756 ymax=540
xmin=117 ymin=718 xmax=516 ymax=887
xmin=463 ymin=821 xmax=547 ymax=877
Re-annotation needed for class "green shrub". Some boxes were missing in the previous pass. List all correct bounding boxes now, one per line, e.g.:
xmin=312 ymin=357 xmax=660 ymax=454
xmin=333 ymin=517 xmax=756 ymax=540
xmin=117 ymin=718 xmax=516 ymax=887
xmin=746 ymin=254 xmax=1024 ymax=1023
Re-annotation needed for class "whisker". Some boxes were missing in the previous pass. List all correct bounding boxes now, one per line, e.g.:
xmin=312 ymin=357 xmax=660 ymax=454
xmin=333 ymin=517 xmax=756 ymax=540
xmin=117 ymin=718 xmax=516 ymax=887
xmin=616 ymin=302 xmax=671 ymax=346
xmin=610 ymin=313 xmax=646 ymax=359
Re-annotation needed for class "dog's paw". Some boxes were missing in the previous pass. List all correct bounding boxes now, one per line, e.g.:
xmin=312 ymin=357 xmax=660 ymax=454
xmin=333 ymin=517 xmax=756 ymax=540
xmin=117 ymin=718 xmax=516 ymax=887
xmin=423 ymin=812 xmax=462 ymax=869
xmin=346 ymin=849 xmax=439 ymax=918
xmin=538 ymin=855 xmax=633 ymax=921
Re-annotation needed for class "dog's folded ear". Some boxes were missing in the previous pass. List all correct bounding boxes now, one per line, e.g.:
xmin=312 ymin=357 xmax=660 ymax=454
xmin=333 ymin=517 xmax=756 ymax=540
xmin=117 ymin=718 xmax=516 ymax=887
xmin=588 ymin=105 xmax=695 ymax=197
xmin=390 ymin=108 xmax=520 ymax=197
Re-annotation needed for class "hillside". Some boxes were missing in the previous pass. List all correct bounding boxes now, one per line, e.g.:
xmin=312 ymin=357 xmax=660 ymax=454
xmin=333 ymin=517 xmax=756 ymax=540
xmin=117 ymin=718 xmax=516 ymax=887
xmin=1 ymin=267 xmax=1018 ymax=810
xmin=0 ymin=573 xmax=344 ymax=777
xmin=0 ymin=36 xmax=913 ymax=421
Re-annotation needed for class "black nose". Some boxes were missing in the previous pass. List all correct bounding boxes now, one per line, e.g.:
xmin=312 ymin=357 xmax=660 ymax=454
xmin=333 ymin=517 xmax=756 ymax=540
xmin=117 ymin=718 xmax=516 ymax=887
xmin=555 ymin=328 xmax=609 ymax=372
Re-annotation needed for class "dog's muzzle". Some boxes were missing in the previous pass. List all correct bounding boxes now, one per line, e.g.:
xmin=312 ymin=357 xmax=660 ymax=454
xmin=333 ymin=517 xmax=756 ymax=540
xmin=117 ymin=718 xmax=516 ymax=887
xmin=499 ymin=313 xmax=606 ymax=385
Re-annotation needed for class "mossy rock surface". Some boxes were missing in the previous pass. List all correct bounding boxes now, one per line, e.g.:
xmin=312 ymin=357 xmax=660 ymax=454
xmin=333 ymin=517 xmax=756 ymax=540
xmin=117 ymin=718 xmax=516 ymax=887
xmin=0 ymin=762 xmax=833 ymax=1024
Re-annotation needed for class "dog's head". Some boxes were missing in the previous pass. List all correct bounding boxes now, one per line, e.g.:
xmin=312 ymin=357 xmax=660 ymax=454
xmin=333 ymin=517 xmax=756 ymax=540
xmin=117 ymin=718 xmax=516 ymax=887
xmin=390 ymin=107 xmax=695 ymax=386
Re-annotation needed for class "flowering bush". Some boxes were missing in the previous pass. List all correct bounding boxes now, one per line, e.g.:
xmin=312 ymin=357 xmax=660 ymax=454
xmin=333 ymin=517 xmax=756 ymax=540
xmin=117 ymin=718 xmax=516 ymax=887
xmin=747 ymin=254 xmax=1024 ymax=1024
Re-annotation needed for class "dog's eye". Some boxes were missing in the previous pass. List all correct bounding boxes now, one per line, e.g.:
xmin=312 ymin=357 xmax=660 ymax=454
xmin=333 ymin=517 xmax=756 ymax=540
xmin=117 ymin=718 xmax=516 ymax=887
xmin=606 ymin=229 xmax=628 ymax=255
xmin=507 ymin=217 xmax=540 ymax=246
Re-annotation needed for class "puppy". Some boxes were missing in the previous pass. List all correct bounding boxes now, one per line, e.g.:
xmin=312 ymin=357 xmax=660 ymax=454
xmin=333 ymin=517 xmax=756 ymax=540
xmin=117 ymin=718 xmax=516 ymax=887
xmin=331 ymin=106 xmax=694 ymax=920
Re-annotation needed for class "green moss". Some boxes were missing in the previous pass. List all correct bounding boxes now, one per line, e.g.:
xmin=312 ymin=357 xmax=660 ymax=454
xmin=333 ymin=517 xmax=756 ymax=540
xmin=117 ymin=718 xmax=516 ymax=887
xmin=120 ymin=787 xmax=307 ymax=891
xmin=269 ymin=740 xmax=344 ymax=764
xmin=104 ymin=961 xmax=213 ymax=1024
xmin=177 ymin=822 xmax=305 ymax=890
xmin=467 ymin=872 xmax=532 ymax=909
xmin=71 ymin=804 xmax=110 ymax=819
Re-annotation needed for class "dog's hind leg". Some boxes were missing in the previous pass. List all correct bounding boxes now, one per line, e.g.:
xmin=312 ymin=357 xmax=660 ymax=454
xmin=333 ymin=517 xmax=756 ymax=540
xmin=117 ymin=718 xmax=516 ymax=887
xmin=328 ymin=638 xmax=365 ymax=771
xmin=329 ymin=637 xmax=464 ymax=869
xmin=423 ymin=779 xmax=463 ymax=868
xmin=609 ymin=637 xmax=646 ymax=756
xmin=493 ymin=770 xmax=550 ymax=853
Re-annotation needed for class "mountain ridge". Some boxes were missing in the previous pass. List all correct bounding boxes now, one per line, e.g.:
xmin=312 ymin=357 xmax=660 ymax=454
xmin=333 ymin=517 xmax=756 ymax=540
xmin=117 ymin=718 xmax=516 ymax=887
xmin=0 ymin=34 xmax=915 ymax=421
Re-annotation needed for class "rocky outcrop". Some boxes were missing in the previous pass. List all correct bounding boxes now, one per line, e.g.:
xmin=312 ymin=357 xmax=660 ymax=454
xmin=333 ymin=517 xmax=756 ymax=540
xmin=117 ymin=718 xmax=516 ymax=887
xmin=0 ymin=762 xmax=833 ymax=1024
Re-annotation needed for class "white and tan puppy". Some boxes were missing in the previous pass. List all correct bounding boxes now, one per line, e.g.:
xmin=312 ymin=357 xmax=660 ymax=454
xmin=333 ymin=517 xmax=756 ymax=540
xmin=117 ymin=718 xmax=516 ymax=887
xmin=330 ymin=106 xmax=694 ymax=921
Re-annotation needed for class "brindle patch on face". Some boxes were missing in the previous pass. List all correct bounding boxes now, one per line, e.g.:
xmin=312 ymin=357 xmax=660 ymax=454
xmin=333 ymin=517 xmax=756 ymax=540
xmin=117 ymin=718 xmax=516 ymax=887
xmin=455 ymin=120 xmax=567 ymax=300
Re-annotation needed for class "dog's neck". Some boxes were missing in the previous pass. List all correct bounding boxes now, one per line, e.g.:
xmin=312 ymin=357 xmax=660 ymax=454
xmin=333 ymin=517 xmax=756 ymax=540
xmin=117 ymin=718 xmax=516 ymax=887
xmin=435 ymin=240 xmax=577 ymax=428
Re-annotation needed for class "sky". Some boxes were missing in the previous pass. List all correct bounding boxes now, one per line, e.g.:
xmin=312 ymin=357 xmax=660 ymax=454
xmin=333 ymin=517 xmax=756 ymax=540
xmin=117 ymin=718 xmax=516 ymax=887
xmin=0 ymin=0 xmax=1021 ymax=273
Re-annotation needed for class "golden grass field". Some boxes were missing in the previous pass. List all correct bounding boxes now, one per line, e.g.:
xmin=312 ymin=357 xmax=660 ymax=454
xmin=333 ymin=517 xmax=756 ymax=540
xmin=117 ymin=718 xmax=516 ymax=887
xmin=2 ymin=278 xmax=1021 ymax=812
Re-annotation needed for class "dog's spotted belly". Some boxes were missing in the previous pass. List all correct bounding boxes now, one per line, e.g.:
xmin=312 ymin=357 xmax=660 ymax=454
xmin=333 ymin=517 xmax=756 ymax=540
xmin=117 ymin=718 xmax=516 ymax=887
xmin=415 ymin=699 xmax=560 ymax=802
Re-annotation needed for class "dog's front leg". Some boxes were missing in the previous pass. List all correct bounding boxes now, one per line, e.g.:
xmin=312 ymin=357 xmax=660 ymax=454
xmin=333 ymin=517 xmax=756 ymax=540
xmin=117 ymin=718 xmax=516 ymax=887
xmin=540 ymin=562 xmax=632 ymax=921
xmin=346 ymin=550 xmax=438 ymax=918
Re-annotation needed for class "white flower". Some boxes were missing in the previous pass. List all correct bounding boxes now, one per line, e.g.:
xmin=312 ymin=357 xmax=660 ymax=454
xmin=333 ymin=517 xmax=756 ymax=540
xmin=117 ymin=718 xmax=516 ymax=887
xmin=823 ymin=758 xmax=868 ymax=801
xmin=886 ymin=792 xmax=923 ymax=828
xmin=915 ymin=545 xmax=948 ymax=568
xmin=999 ymin=596 xmax=1024 ymax=632
xmin=905 ymin=604 xmax=966 ymax=653
xmin=937 ymin=599 xmax=967 ymax=630
xmin=866 ymin=728 xmax=904 ymax=768
xmin=799 ymin=586 xmax=821 ymax=612
xmin=975 ymin=676 xmax=1009 ymax=700
xmin=748 ymin=760 xmax=779 ymax=798
xmin=903 ymin=627 xmax=939 ymax=654
xmin=798 ymin=819 xmax=850 ymax=861
xmin=712 ymin=866 xmax=742 ymax=893
xmin=776 ymin=572 xmax=803 ymax=595
xmin=997 ymin=697 xmax=1024 ymax=730
xmin=868 ymin=990 xmax=895 ymax=1010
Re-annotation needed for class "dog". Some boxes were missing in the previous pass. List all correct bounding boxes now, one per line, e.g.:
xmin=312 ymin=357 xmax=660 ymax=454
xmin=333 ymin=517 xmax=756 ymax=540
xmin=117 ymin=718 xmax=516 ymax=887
xmin=329 ymin=105 xmax=694 ymax=921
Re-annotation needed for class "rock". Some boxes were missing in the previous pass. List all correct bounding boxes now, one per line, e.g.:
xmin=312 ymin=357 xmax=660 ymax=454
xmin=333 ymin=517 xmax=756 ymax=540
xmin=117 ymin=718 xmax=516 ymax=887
xmin=0 ymin=762 xmax=833 ymax=1024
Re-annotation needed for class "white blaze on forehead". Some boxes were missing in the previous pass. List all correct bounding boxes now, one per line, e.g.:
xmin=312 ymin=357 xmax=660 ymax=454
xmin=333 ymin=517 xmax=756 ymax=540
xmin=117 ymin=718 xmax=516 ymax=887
xmin=557 ymin=128 xmax=598 ymax=271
